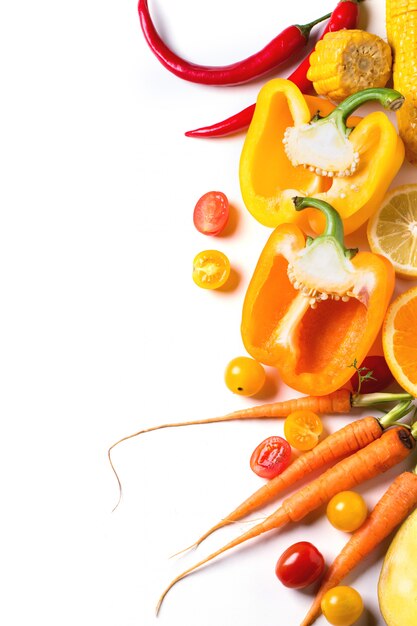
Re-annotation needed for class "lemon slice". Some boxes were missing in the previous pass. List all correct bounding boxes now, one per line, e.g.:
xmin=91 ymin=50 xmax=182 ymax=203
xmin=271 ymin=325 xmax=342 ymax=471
xmin=367 ymin=185 xmax=417 ymax=278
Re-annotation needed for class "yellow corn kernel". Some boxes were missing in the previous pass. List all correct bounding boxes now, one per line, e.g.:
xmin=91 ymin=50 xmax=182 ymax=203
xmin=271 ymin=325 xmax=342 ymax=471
xmin=307 ymin=30 xmax=392 ymax=103
xmin=387 ymin=1 xmax=417 ymax=164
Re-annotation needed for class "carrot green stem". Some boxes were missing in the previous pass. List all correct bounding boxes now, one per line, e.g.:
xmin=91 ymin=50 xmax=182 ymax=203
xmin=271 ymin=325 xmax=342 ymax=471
xmin=378 ymin=399 xmax=414 ymax=429
xmin=351 ymin=391 xmax=413 ymax=407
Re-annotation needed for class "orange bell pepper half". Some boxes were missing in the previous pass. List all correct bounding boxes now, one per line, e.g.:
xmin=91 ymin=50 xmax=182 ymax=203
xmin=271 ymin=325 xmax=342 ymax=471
xmin=241 ymin=198 xmax=395 ymax=395
xmin=239 ymin=79 xmax=405 ymax=235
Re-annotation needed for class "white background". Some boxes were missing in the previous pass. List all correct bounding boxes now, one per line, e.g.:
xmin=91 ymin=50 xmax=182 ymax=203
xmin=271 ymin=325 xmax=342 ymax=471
xmin=1 ymin=1 xmax=416 ymax=625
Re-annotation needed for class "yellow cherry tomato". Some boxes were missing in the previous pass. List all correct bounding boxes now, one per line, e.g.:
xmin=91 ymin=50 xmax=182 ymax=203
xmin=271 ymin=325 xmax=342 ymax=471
xmin=192 ymin=249 xmax=230 ymax=289
xmin=321 ymin=586 xmax=364 ymax=626
xmin=326 ymin=491 xmax=368 ymax=532
xmin=224 ymin=356 xmax=266 ymax=396
xmin=283 ymin=410 xmax=323 ymax=451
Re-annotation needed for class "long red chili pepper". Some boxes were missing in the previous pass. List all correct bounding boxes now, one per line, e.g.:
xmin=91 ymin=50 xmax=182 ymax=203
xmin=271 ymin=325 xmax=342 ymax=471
xmin=138 ymin=0 xmax=331 ymax=86
xmin=185 ymin=0 xmax=361 ymax=137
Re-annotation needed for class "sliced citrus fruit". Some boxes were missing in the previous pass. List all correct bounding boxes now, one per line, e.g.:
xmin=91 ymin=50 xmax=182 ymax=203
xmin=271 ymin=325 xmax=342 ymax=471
xmin=382 ymin=286 xmax=417 ymax=396
xmin=367 ymin=185 xmax=417 ymax=278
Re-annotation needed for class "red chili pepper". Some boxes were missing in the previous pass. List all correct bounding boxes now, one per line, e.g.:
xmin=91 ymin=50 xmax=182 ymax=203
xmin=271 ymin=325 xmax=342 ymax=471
xmin=138 ymin=0 xmax=331 ymax=86
xmin=185 ymin=0 xmax=361 ymax=137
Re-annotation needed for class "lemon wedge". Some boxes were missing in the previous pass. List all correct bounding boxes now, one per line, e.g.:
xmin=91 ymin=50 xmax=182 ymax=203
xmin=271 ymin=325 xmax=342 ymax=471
xmin=367 ymin=184 xmax=417 ymax=278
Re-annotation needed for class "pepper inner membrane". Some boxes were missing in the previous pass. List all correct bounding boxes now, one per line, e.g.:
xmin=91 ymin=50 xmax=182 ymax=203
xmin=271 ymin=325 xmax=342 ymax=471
xmin=251 ymin=92 xmax=333 ymax=196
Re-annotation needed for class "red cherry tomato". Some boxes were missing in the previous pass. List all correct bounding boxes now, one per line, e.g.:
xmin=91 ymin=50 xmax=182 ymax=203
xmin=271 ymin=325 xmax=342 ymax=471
xmin=350 ymin=355 xmax=394 ymax=393
xmin=275 ymin=541 xmax=325 ymax=589
xmin=250 ymin=436 xmax=291 ymax=479
xmin=193 ymin=191 xmax=229 ymax=235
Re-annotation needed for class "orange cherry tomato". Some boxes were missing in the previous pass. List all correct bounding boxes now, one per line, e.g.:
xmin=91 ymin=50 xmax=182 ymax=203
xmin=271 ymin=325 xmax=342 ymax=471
xmin=321 ymin=586 xmax=364 ymax=626
xmin=326 ymin=491 xmax=368 ymax=532
xmin=224 ymin=356 xmax=266 ymax=396
xmin=284 ymin=410 xmax=323 ymax=451
xmin=192 ymin=249 xmax=230 ymax=289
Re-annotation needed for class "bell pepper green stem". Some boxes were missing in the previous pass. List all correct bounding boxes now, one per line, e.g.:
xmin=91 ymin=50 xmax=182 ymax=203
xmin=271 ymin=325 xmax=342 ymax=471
xmin=337 ymin=88 xmax=404 ymax=122
xmin=318 ymin=88 xmax=405 ymax=134
xmin=294 ymin=196 xmax=343 ymax=241
xmin=378 ymin=399 xmax=414 ymax=429
xmin=293 ymin=196 xmax=357 ymax=258
xmin=297 ymin=12 xmax=332 ymax=38
xmin=352 ymin=391 xmax=413 ymax=408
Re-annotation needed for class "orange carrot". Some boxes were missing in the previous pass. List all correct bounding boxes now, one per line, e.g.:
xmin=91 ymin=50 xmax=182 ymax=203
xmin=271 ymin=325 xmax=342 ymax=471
xmin=108 ymin=389 xmax=410 ymax=511
xmin=300 ymin=468 xmax=417 ymax=626
xmin=108 ymin=389 xmax=351 ymax=510
xmin=187 ymin=416 xmax=384 ymax=549
xmin=178 ymin=400 xmax=412 ymax=550
xmin=156 ymin=426 xmax=415 ymax=614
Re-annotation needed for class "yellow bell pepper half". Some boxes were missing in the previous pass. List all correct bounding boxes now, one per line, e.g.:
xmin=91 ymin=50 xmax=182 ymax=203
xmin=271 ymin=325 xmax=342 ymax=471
xmin=239 ymin=79 xmax=405 ymax=235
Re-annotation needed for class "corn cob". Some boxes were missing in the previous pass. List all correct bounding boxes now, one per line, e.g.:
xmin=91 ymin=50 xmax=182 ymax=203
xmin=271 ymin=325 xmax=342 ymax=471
xmin=307 ymin=30 xmax=392 ymax=102
xmin=387 ymin=0 xmax=417 ymax=164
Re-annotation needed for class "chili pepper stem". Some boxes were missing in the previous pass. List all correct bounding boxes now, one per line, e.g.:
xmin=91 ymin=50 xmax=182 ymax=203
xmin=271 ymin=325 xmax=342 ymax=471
xmin=351 ymin=391 xmax=413 ymax=407
xmin=317 ymin=88 xmax=405 ymax=134
xmin=298 ymin=12 xmax=332 ymax=38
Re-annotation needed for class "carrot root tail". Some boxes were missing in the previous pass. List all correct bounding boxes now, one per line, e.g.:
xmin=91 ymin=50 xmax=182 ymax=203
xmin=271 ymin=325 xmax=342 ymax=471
xmin=299 ymin=602 xmax=322 ymax=626
xmin=169 ymin=542 xmax=198 ymax=559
